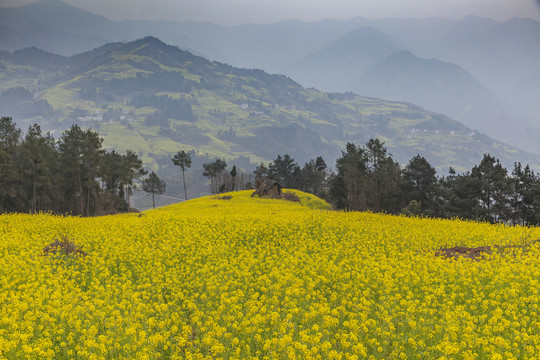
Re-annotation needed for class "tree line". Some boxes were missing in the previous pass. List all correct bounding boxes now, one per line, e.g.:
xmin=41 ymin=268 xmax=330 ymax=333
xmin=0 ymin=117 xmax=253 ymax=214
xmin=0 ymin=117 xmax=147 ymax=215
xmin=250 ymin=139 xmax=540 ymax=226
xmin=4 ymin=114 xmax=540 ymax=225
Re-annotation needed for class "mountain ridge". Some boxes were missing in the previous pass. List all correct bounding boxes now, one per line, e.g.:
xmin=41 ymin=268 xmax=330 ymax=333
xmin=1 ymin=36 xmax=539 ymax=174
xmin=291 ymin=27 xmax=401 ymax=90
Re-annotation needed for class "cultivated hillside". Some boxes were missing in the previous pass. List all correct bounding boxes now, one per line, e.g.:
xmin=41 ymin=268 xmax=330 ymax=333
xmin=2 ymin=0 xmax=539 ymax=158
xmin=1 ymin=37 xmax=539 ymax=173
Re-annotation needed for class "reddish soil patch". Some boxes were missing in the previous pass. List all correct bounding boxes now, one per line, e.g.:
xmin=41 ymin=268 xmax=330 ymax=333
xmin=436 ymin=240 xmax=540 ymax=260
xmin=436 ymin=246 xmax=492 ymax=260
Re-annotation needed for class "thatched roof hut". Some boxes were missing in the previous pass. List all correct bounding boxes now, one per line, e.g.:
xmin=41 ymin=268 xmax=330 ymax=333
xmin=251 ymin=180 xmax=283 ymax=198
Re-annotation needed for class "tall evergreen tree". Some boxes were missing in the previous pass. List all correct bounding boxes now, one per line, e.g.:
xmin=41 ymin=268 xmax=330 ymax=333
xmin=142 ymin=171 xmax=166 ymax=209
xmin=202 ymin=158 xmax=227 ymax=194
xmin=120 ymin=150 xmax=146 ymax=210
xmin=401 ymin=154 xmax=438 ymax=214
xmin=471 ymin=154 xmax=509 ymax=222
xmin=439 ymin=168 xmax=481 ymax=220
xmin=298 ymin=156 xmax=328 ymax=197
xmin=172 ymin=150 xmax=192 ymax=200
xmin=331 ymin=142 xmax=369 ymax=210
xmin=510 ymin=163 xmax=539 ymax=225
xmin=365 ymin=139 xmax=401 ymax=212
xmin=268 ymin=154 xmax=299 ymax=188
xmin=20 ymin=124 xmax=58 ymax=213
xmin=0 ymin=117 xmax=22 ymax=212
xmin=58 ymin=125 xmax=104 ymax=216
xmin=101 ymin=150 xmax=125 ymax=211
xmin=230 ymin=165 xmax=237 ymax=191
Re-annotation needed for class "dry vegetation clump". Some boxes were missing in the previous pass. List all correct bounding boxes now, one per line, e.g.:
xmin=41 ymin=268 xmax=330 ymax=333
xmin=214 ymin=195 xmax=233 ymax=200
xmin=42 ymin=234 xmax=87 ymax=257
xmin=281 ymin=191 xmax=300 ymax=203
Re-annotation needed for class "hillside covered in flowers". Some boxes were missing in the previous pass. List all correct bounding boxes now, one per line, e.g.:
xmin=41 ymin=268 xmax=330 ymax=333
xmin=1 ymin=190 xmax=539 ymax=359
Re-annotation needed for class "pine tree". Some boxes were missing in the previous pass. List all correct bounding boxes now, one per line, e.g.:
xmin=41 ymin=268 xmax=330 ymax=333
xmin=401 ymin=154 xmax=438 ymax=214
xmin=142 ymin=171 xmax=166 ymax=209
xmin=58 ymin=125 xmax=104 ymax=216
xmin=0 ymin=117 xmax=22 ymax=212
xmin=20 ymin=124 xmax=58 ymax=213
xmin=471 ymin=154 xmax=509 ymax=223
xmin=202 ymin=158 xmax=227 ymax=194
xmin=268 ymin=154 xmax=299 ymax=188
xmin=172 ymin=150 xmax=192 ymax=200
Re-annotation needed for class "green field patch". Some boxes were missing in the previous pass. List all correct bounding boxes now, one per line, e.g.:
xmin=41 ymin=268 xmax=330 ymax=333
xmin=197 ymin=134 xmax=233 ymax=154
xmin=132 ymin=107 xmax=156 ymax=117
xmin=99 ymin=123 xmax=152 ymax=153
xmin=41 ymin=85 xmax=79 ymax=109
xmin=309 ymin=117 xmax=339 ymax=126
xmin=147 ymin=136 xmax=186 ymax=155
xmin=240 ymin=84 xmax=263 ymax=97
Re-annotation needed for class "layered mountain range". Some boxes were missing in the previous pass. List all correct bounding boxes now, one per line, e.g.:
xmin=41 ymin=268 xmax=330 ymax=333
xmin=0 ymin=0 xmax=539 ymax=172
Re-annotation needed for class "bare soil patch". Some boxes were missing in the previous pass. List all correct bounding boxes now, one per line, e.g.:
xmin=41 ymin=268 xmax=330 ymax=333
xmin=42 ymin=235 xmax=87 ymax=257
xmin=436 ymin=240 xmax=540 ymax=260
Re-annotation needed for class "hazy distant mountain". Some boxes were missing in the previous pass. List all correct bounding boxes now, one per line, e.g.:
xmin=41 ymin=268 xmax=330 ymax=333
xmin=510 ymin=67 xmax=540 ymax=120
xmin=352 ymin=50 xmax=540 ymax=154
xmin=290 ymin=27 xmax=401 ymax=90
xmin=354 ymin=50 xmax=505 ymax=126
xmin=7 ymin=46 xmax=68 ymax=67
xmin=1 ymin=37 xmax=538 ymax=173
xmin=355 ymin=17 xmax=456 ymax=55
xmin=428 ymin=16 xmax=540 ymax=97
xmin=0 ymin=0 xmax=126 ymax=54
xmin=120 ymin=18 xmax=375 ymax=71
xmin=0 ymin=22 xmax=110 ymax=56
xmin=0 ymin=25 xmax=24 ymax=52
xmin=0 ymin=0 xmax=127 ymax=38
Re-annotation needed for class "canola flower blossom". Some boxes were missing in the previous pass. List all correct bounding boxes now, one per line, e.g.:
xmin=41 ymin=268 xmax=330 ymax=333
xmin=1 ymin=190 xmax=540 ymax=359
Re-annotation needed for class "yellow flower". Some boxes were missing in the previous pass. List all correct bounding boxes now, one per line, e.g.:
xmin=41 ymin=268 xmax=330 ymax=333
xmin=1 ymin=190 xmax=539 ymax=358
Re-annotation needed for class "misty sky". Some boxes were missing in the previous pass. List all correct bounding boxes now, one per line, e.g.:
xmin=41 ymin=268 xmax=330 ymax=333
xmin=1 ymin=0 xmax=539 ymax=24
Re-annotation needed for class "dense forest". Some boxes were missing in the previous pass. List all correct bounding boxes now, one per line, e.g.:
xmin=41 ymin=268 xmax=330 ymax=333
xmin=0 ymin=116 xmax=146 ymax=215
xmin=3 ymin=115 xmax=540 ymax=225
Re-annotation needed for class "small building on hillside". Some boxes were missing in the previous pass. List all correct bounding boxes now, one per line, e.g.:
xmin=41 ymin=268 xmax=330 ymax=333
xmin=251 ymin=180 xmax=283 ymax=198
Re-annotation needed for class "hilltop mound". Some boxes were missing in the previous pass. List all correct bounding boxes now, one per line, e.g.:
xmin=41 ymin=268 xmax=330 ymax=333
xmin=149 ymin=189 xmax=333 ymax=214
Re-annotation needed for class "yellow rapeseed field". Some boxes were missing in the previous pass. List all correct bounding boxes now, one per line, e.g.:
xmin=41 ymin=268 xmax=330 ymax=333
xmin=1 ymin=190 xmax=540 ymax=360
